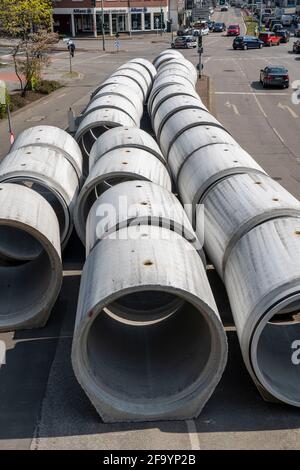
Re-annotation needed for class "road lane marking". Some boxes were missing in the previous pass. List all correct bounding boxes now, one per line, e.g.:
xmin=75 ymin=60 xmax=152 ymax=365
xmin=272 ymin=127 xmax=285 ymax=143
xmin=215 ymin=91 xmax=289 ymax=95
xmin=186 ymin=420 xmax=201 ymax=450
xmin=278 ymin=102 xmax=299 ymax=118
xmin=252 ymin=93 xmax=267 ymax=118
xmin=225 ymin=100 xmax=239 ymax=115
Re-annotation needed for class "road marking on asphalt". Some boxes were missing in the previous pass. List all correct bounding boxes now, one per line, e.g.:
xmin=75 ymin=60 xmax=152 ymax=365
xmin=252 ymin=93 xmax=267 ymax=118
xmin=56 ymin=93 xmax=66 ymax=98
xmin=186 ymin=419 xmax=201 ymax=450
xmin=78 ymin=53 xmax=106 ymax=64
xmin=278 ymin=102 xmax=299 ymax=118
xmin=272 ymin=127 xmax=285 ymax=143
xmin=63 ymin=270 xmax=82 ymax=277
xmin=215 ymin=91 xmax=289 ymax=96
xmin=225 ymin=100 xmax=239 ymax=115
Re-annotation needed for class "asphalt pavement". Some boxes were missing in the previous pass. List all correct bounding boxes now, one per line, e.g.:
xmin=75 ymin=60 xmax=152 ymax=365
xmin=0 ymin=8 xmax=300 ymax=450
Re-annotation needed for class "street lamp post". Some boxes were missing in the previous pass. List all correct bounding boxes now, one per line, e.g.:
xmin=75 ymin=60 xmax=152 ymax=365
xmin=101 ymin=0 xmax=106 ymax=51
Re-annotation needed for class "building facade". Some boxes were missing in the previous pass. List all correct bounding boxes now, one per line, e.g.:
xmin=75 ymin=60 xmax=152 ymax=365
xmin=52 ymin=0 xmax=170 ymax=37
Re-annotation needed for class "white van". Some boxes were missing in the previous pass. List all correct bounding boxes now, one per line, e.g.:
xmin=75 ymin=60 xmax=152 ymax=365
xmin=281 ymin=15 xmax=293 ymax=26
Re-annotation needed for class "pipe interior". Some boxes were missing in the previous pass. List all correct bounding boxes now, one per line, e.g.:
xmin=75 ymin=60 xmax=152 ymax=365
xmin=255 ymin=302 xmax=300 ymax=404
xmin=86 ymin=297 xmax=212 ymax=401
xmin=0 ymin=226 xmax=42 ymax=262
xmin=106 ymin=291 xmax=184 ymax=324
xmin=0 ymin=239 xmax=53 ymax=319
xmin=81 ymin=126 xmax=111 ymax=157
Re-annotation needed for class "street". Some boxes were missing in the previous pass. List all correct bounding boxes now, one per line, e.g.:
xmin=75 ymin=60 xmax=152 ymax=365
xmin=0 ymin=7 xmax=300 ymax=450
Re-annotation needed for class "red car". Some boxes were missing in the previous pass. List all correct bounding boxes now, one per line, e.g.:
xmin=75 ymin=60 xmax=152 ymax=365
xmin=227 ymin=24 xmax=240 ymax=36
xmin=258 ymin=32 xmax=280 ymax=46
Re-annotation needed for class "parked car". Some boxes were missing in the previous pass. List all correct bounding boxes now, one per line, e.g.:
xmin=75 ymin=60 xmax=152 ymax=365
xmin=272 ymin=23 xmax=283 ymax=33
xmin=213 ymin=22 xmax=226 ymax=32
xmin=281 ymin=14 xmax=293 ymax=26
xmin=260 ymin=65 xmax=289 ymax=88
xmin=233 ymin=36 xmax=264 ymax=49
xmin=276 ymin=29 xmax=290 ymax=43
xmin=270 ymin=21 xmax=283 ymax=31
xmin=171 ymin=35 xmax=197 ymax=49
xmin=207 ymin=20 xmax=215 ymax=30
xmin=221 ymin=6 xmax=229 ymax=11
xmin=227 ymin=24 xmax=240 ymax=36
xmin=293 ymin=39 xmax=300 ymax=53
xmin=258 ymin=31 xmax=280 ymax=46
xmin=177 ymin=28 xmax=192 ymax=36
xmin=295 ymin=24 xmax=300 ymax=37
xmin=194 ymin=24 xmax=209 ymax=35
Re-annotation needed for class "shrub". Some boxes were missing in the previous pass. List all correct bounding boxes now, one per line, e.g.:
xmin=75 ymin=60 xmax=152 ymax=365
xmin=36 ymin=79 xmax=62 ymax=94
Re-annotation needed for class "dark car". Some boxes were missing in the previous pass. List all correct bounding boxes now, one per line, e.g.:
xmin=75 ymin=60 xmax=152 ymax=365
xmin=293 ymin=39 xmax=300 ymax=53
xmin=265 ymin=16 xmax=276 ymax=28
xmin=276 ymin=29 xmax=290 ymax=43
xmin=177 ymin=28 xmax=192 ymax=36
xmin=272 ymin=23 xmax=283 ymax=33
xmin=260 ymin=66 xmax=289 ymax=88
xmin=207 ymin=20 xmax=215 ymax=30
xmin=221 ymin=6 xmax=229 ymax=11
xmin=213 ymin=22 xmax=226 ymax=32
xmin=233 ymin=36 xmax=264 ymax=50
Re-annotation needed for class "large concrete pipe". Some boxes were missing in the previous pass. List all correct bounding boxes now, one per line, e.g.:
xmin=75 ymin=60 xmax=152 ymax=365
xmin=110 ymin=69 xmax=148 ymax=101
xmin=89 ymin=126 xmax=165 ymax=171
xmin=92 ymin=76 xmax=145 ymax=103
xmin=158 ymin=109 xmax=226 ymax=158
xmin=153 ymin=50 xmax=184 ymax=69
xmin=89 ymin=84 xmax=143 ymax=118
xmin=83 ymin=95 xmax=141 ymax=126
xmin=155 ymin=68 xmax=197 ymax=87
xmin=168 ymin=126 xmax=238 ymax=179
xmin=0 ymin=145 xmax=80 ymax=250
xmin=156 ymin=62 xmax=197 ymax=87
xmin=0 ymin=183 xmax=62 ymax=331
xmin=157 ymin=58 xmax=198 ymax=80
xmin=200 ymin=172 xmax=300 ymax=278
xmin=224 ymin=217 xmax=300 ymax=407
xmin=74 ymin=149 xmax=172 ymax=244
xmin=177 ymin=144 xmax=267 ymax=227
xmin=128 ymin=58 xmax=157 ymax=83
xmin=116 ymin=63 xmax=152 ymax=95
xmin=150 ymin=84 xmax=200 ymax=124
xmin=11 ymin=125 xmax=83 ymax=182
xmin=85 ymin=180 xmax=205 ymax=263
xmin=148 ymin=75 xmax=195 ymax=114
xmin=72 ymin=226 xmax=227 ymax=422
xmin=75 ymin=108 xmax=136 ymax=165
xmin=153 ymin=95 xmax=208 ymax=141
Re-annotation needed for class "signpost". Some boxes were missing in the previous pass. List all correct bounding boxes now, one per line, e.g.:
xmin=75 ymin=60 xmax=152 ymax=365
xmin=198 ymin=33 xmax=203 ymax=78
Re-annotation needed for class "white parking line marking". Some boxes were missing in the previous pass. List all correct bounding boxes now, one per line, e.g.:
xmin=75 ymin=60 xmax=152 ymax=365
xmin=278 ymin=102 xmax=299 ymax=118
xmin=186 ymin=420 xmax=201 ymax=450
xmin=272 ymin=127 xmax=285 ymax=143
xmin=215 ymin=91 xmax=289 ymax=96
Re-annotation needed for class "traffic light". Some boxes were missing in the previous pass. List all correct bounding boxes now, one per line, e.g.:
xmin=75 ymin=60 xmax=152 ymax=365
xmin=220 ymin=0 xmax=225 ymax=4
xmin=198 ymin=34 xmax=203 ymax=50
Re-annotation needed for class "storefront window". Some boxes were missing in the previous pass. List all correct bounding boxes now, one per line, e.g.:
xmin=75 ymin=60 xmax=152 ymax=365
xmin=131 ymin=13 xmax=142 ymax=30
xmin=75 ymin=14 xmax=93 ymax=34
xmin=144 ymin=13 xmax=151 ymax=30
xmin=154 ymin=12 xmax=164 ymax=30
xmin=96 ymin=14 xmax=110 ymax=34
xmin=112 ymin=14 xmax=126 ymax=33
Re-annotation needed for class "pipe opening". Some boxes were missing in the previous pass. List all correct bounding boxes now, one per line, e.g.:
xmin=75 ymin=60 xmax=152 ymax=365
xmin=253 ymin=296 xmax=300 ymax=405
xmin=0 ymin=241 xmax=54 ymax=324
xmin=0 ymin=226 xmax=42 ymax=263
xmin=105 ymin=291 xmax=184 ymax=324
xmin=86 ymin=299 xmax=212 ymax=401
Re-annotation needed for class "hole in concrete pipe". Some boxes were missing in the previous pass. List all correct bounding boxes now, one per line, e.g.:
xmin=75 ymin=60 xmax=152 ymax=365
xmin=252 ymin=294 xmax=300 ymax=406
xmin=86 ymin=299 xmax=212 ymax=401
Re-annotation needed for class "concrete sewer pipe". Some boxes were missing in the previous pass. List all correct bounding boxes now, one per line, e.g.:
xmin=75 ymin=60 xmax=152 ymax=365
xmin=150 ymin=50 xmax=300 ymax=406
xmin=76 ymin=60 xmax=153 ymax=168
xmin=0 ymin=145 xmax=81 ymax=252
xmin=0 ymin=183 xmax=62 ymax=331
xmin=72 ymin=224 xmax=227 ymax=422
